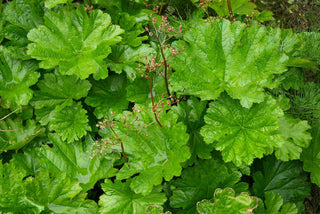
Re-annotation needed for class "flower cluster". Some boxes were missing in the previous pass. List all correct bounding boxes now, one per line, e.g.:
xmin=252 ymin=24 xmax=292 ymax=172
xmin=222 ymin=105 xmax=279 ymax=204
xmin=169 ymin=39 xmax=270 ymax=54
xmin=145 ymin=14 xmax=182 ymax=43
xmin=244 ymin=12 xmax=260 ymax=27
xmin=91 ymin=15 xmax=183 ymax=161
xmin=195 ymin=0 xmax=213 ymax=10
xmin=84 ymin=4 xmax=94 ymax=14
xmin=194 ymin=0 xmax=214 ymax=19
xmin=90 ymin=95 xmax=180 ymax=160
xmin=136 ymin=45 xmax=184 ymax=79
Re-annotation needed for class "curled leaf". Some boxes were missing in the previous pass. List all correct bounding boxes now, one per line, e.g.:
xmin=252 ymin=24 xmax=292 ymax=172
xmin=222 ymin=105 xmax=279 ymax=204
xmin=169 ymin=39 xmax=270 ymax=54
xmin=196 ymin=188 xmax=258 ymax=214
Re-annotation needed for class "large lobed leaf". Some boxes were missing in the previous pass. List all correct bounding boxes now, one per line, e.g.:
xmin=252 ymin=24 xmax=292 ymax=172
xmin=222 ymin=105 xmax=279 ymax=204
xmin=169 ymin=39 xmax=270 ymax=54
xmin=201 ymin=93 xmax=283 ymax=166
xmin=170 ymin=156 xmax=248 ymax=213
xmin=0 ymin=162 xmax=39 ymax=213
xmin=275 ymin=114 xmax=311 ymax=161
xmin=170 ymin=19 xmax=288 ymax=108
xmin=145 ymin=206 xmax=172 ymax=214
xmin=27 ymin=6 xmax=123 ymax=79
xmin=0 ymin=117 xmax=42 ymax=152
xmin=252 ymin=155 xmax=310 ymax=211
xmin=38 ymin=133 xmax=117 ymax=191
xmin=48 ymin=102 xmax=91 ymax=142
xmin=206 ymin=0 xmax=258 ymax=17
xmin=99 ymin=179 xmax=166 ymax=214
xmin=0 ymin=162 xmax=97 ymax=213
xmin=196 ymin=188 xmax=258 ymax=214
xmin=31 ymin=72 xmax=91 ymax=142
xmin=172 ymin=97 xmax=214 ymax=166
xmin=3 ymin=0 xmax=44 ymax=46
xmin=114 ymin=12 xmax=149 ymax=47
xmin=301 ymin=120 xmax=320 ymax=186
xmin=0 ymin=46 xmax=40 ymax=109
xmin=11 ymin=148 xmax=41 ymax=176
xmin=106 ymin=44 xmax=156 ymax=80
xmin=31 ymin=72 xmax=91 ymax=111
xmin=85 ymin=73 xmax=129 ymax=119
xmin=101 ymin=107 xmax=190 ymax=195
xmin=24 ymin=170 xmax=98 ymax=213
xmin=254 ymin=192 xmax=297 ymax=214
xmin=45 ymin=0 xmax=72 ymax=9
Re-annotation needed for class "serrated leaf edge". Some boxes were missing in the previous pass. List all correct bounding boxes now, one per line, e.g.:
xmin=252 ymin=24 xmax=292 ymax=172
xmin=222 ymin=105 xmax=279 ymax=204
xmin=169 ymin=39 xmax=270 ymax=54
xmin=196 ymin=187 xmax=258 ymax=214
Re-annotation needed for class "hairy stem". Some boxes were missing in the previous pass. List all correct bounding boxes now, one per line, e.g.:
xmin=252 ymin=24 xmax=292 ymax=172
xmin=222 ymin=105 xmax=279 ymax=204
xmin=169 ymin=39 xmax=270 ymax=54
xmin=156 ymin=36 xmax=171 ymax=97
xmin=148 ymin=74 xmax=162 ymax=127
xmin=110 ymin=126 xmax=128 ymax=162
xmin=0 ymin=129 xmax=22 ymax=132
xmin=227 ymin=0 xmax=233 ymax=18
xmin=159 ymin=0 xmax=164 ymax=14
xmin=1 ymin=107 xmax=23 ymax=121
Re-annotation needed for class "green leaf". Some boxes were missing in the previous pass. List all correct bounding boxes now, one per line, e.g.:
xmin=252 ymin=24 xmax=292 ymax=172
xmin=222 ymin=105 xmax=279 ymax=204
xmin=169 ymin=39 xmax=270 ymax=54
xmin=301 ymin=120 xmax=320 ymax=186
xmin=256 ymin=10 xmax=274 ymax=22
xmin=170 ymin=157 xmax=248 ymax=213
xmin=3 ymin=0 xmax=44 ymax=33
xmin=126 ymin=77 xmax=150 ymax=104
xmin=0 ymin=46 xmax=40 ymax=109
xmin=126 ymin=74 xmax=166 ymax=106
xmin=252 ymin=155 xmax=310 ymax=211
xmin=172 ymin=97 xmax=214 ymax=165
xmin=115 ymin=12 xmax=148 ymax=47
xmin=145 ymin=206 xmax=172 ymax=214
xmin=0 ymin=160 xmax=98 ymax=213
xmin=38 ymin=133 xmax=117 ymax=191
xmin=0 ymin=15 xmax=4 ymax=43
xmin=254 ymin=192 xmax=297 ymax=214
xmin=286 ymin=57 xmax=319 ymax=70
xmin=24 ymin=170 xmax=98 ymax=213
xmin=30 ymin=72 xmax=91 ymax=142
xmin=101 ymin=107 xmax=190 ymax=195
xmin=27 ymin=7 xmax=123 ymax=79
xmin=279 ymin=28 xmax=300 ymax=57
xmin=208 ymin=0 xmax=258 ymax=17
xmin=31 ymin=72 xmax=91 ymax=111
xmin=280 ymin=67 xmax=305 ymax=90
xmin=171 ymin=19 xmax=288 ymax=108
xmin=3 ymin=0 xmax=44 ymax=52
xmin=48 ymin=102 xmax=91 ymax=142
xmin=0 ymin=162 xmax=42 ymax=213
xmin=275 ymin=114 xmax=311 ymax=161
xmin=85 ymin=73 xmax=128 ymax=119
xmin=0 ymin=118 xmax=42 ymax=152
xmin=271 ymin=93 xmax=291 ymax=111
xmin=45 ymin=0 xmax=71 ymax=9
xmin=106 ymin=44 xmax=156 ymax=80
xmin=3 ymin=25 xmax=29 ymax=47
xmin=98 ymin=179 xmax=166 ymax=214
xmin=201 ymin=93 xmax=283 ymax=166
xmin=196 ymin=188 xmax=258 ymax=214
xmin=12 ymin=148 xmax=41 ymax=175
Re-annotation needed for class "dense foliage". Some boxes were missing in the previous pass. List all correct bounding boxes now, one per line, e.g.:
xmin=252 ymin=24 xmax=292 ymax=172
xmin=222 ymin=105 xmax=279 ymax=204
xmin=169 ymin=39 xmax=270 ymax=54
xmin=0 ymin=0 xmax=319 ymax=213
